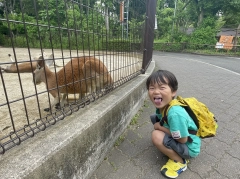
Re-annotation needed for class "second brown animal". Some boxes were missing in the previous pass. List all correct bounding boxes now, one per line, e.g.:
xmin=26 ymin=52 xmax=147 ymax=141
xmin=34 ymin=56 xmax=113 ymax=111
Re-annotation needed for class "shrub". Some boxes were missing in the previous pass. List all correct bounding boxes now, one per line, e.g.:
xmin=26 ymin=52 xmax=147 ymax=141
xmin=189 ymin=17 xmax=218 ymax=46
xmin=154 ymin=43 xmax=184 ymax=52
xmin=103 ymin=39 xmax=141 ymax=52
xmin=0 ymin=33 xmax=4 ymax=45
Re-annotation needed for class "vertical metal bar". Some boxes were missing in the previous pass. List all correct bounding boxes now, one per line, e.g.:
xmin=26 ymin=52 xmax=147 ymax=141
xmin=62 ymin=0 xmax=78 ymax=106
xmin=141 ymin=0 xmax=156 ymax=73
xmin=32 ymin=0 xmax=47 ymax=126
xmin=72 ymin=0 xmax=82 ymax=103
xmin=18 ymin=0 xmax=34 ymax=127
xmin=79 ymin=0 xmax=88 ymax=99
xmin=86 ymin=0 xmax=93 ymax=96
xmin=55 ymin=0 xmax=68 ymax=106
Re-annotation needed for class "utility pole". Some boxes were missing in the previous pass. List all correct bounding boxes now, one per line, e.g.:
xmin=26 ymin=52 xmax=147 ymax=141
xmin=119 ymin=0 xmax=129 ymax=39
xmin=234 ymin=24 xmax=240 ymax=52
xmin=171 ymin=0 xmax=177 ymax=42
xmin=234 ymin=24 xmax=240 ymax=46
xmin=124 ymin=0 xmax=129 ymax=39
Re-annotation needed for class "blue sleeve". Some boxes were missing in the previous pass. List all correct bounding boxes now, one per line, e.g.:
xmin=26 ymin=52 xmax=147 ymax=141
xmin=167 ymin=106 xmax=189 ymax=139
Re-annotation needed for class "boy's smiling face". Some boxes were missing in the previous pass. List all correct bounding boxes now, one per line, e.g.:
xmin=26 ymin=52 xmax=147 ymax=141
xmin=148 ymin=78 xmax=176 ymax=111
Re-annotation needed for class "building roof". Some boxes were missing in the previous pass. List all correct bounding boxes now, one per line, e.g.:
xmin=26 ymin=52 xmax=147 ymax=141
xmin=184 ymin=27 xmax=240 ymax=37
xmin=217 ymin=28 xmax=237 ymax=36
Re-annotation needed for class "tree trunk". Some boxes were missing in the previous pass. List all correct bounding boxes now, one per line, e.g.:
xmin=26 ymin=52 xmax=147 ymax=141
xmin=105 ymin=6 xmax=109 ymax=32
xmin=197 ymin=6 xmax=204 ymax=26
xmin=234 ymin=24 xmax=240 ymax=50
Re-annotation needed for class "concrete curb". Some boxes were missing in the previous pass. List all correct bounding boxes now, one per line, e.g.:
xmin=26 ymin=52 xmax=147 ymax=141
xmin=0 ymin=61 xmax=155 ymax=179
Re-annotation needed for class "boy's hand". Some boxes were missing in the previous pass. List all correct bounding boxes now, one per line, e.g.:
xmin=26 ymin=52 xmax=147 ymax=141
xmin=175 ymin=137 xmax=188 ymax=144
xmin=153 ymin=122 xmax=171 ymax=135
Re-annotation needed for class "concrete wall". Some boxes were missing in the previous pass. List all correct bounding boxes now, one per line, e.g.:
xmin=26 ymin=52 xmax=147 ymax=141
xmin=0 ymin=61 xmax=155 ymax=179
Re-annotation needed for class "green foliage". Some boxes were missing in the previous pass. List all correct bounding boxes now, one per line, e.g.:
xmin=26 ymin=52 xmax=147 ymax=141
xmin=0 ymin=33 xmax=5 ymax=45
xmin=198 ymin=16 xmax=217 ymax=29
xmin=0 ymin=22 xmax=9 ymax=35
xmin=215 ymin=17 xmax=226 ymax=30
xmin=221 ymin=0 xmax=240 ymax=27
xmin=190 ymin=27 xmax=217 ymax=45
xmin=130 ymin=113 xmax=139 ymax=125
xmin=128 ymin=18 xmax=145 ymax=41
xmin=155 ymin=0 xmax=240 ymax=43
xmin=156 ymin=7 xmax=174 ymax=38
xmin=154 ymin=37 xmax=170 ymax=43
xmin=154 ymin=42 xmax=240 ymax=57
xmin=172 ymin=31 xmax=190 ymax=43
xmin=38 ymin=0 xmax=66 ymax=26
xmin=114 ymin=135 xmax=125 ymax=146
xmin=154 ymin=42 xmax=185 ymax=52
xmin=190 ymin=17 xmax=218 ymax=45
xmin=0 ymin=0 xmax=144 ymax=51
xmin=103 ymin=39 xmax=141 ymax=52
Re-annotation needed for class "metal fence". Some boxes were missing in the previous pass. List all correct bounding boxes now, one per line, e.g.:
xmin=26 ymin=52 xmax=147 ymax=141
xmin=0 ymin=0 xmax=155 ymax=154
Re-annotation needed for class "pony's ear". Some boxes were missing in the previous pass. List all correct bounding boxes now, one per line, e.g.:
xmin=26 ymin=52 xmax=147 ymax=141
xmin=8 ymin=54 xmax=15 ymax=62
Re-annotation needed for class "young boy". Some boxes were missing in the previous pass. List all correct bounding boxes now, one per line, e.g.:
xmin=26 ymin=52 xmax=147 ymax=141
xmin=146 ymin=70 xmax=201 ymax=178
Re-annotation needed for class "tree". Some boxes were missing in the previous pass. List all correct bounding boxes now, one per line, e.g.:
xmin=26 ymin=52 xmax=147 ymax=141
xmin=221 ymin=1 xmax=240 ymax=27
xmin=190 ymin=17 xmax=218 ymax=45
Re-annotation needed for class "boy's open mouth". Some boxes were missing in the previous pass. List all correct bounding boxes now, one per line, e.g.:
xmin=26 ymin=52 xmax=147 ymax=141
xmin=154 ymin=97 xmax=162 ymax=103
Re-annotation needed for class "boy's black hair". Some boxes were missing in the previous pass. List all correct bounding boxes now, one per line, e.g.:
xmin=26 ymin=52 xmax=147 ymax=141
xmin=146 ymin=70 xmax=178 ymax=92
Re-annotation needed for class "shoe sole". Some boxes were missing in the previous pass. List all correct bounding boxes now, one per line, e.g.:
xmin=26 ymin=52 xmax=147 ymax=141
xmin=161 ymin=165 xmax=187 ymax=179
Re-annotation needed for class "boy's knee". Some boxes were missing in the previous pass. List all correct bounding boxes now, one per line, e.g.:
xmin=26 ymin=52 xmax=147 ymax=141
xmin=152 ymin=130 xmax=164 ymax=144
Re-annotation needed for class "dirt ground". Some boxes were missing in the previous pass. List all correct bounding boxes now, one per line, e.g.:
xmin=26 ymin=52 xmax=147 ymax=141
xmin=0 ymin=47 xmax=142 ymax=139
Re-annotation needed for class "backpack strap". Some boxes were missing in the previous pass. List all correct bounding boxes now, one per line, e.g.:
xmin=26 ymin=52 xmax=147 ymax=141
xmin=159 ymin=104 xmax=170 ymax=126
xmin=160 ymin=104 xmax=196 ymax=143
xmin=159 ymin=104 xmax=171 ymax=126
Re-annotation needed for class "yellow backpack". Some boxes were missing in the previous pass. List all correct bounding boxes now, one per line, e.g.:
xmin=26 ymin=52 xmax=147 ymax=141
xmin=161 ymin=96 xmax=218 ymax=139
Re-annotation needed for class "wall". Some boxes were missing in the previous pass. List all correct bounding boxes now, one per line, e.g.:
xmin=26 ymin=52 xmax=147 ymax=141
xmin=0 ymin=61 xmax=155 ymax=179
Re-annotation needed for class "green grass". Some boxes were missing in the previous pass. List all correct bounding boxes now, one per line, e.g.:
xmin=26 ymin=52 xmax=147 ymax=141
xmin=114 ymin=135 xmax=125 ymax=147
xmin=183 ymin=49 xmax=240 ymax=56
xmin=130 ymin=113 xmax=140 ymax=125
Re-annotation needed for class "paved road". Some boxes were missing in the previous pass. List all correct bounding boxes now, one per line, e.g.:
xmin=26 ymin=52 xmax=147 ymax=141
xmin=154 ymin=52 xmax=240 ymax=74
xmin=90 ymin=52 xmax=240 ymax=179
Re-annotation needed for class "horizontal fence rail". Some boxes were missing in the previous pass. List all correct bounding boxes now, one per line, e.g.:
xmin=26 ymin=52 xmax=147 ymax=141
xmin=0 ymin=0 xmax=154 ymax=154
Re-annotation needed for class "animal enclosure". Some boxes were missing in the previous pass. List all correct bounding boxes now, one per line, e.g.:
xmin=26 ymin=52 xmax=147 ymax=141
xmin=0 ymin=0 xmax=155 ymax=154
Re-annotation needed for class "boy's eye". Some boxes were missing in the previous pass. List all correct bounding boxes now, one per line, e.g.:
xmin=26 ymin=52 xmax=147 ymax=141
xmin=149 ymin=87 xmax=154 ymax=90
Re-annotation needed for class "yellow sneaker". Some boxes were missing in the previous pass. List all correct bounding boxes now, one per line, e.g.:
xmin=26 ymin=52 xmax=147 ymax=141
xmin=160 ymin=159 xmax=187 ymax=178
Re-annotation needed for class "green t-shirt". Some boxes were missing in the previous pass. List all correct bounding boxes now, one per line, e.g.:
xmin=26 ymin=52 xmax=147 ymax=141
xmin=156 ymin=105 xmax=201 ymax=157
